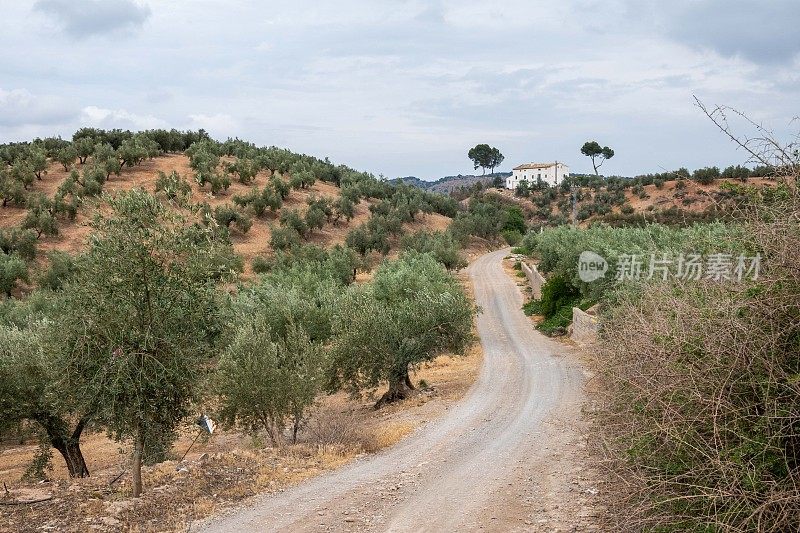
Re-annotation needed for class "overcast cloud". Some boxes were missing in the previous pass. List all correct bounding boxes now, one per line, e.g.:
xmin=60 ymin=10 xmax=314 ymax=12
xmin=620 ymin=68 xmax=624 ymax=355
xmin=1 ymin=0 xmax=797 ymax=178
xmin=34 ymin=0 xmax=152 ymax=39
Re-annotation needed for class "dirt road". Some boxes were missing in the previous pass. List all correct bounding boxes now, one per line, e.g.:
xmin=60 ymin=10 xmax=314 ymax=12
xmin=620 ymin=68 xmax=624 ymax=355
xmin=197 ymin=249 xmax=598 ymax=532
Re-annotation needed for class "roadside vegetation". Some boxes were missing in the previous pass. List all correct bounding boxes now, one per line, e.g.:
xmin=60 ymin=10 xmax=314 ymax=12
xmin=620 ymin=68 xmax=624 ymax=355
xmin=517 ymin=117 xmax=800 ymax=530
xmin=590 ymin=177 xmax=799 ymax=531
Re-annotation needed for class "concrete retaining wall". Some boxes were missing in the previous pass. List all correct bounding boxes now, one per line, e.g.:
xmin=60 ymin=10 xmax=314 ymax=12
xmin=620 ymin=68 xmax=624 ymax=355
xmin=571 ymin=307 xmax=599 ymax=345
xmin=520 ymin=262 xmax=546 ymax=300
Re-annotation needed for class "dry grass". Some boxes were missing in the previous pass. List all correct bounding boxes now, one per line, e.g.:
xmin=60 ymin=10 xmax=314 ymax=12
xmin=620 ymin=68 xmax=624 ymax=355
xmin=591 ymin=191 xmax=800 ymax=531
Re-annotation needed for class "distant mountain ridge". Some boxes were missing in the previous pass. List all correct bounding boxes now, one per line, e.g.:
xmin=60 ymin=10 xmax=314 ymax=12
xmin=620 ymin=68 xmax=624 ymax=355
xmin=391 ymin=172 xmax=511 ymax=193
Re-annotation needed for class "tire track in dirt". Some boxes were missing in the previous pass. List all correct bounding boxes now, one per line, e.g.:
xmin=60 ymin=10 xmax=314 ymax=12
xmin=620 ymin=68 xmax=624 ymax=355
xmin=197 ymin=249 xmax=598 ymax=532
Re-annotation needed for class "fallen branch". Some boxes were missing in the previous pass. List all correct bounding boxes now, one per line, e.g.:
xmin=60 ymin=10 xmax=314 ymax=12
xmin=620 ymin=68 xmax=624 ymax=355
xmin=0 ymin=495 xmax=53 ymax=505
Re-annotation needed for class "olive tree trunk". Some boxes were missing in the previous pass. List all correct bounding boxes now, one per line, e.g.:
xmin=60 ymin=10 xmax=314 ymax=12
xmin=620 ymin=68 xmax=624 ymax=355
xmin=132 ymin=432 xmax=144 ymax=497
xmin=36 ymin=414 xmax=89 ymax=478
xmin=375 ymin=365 xmax=415 ymax=408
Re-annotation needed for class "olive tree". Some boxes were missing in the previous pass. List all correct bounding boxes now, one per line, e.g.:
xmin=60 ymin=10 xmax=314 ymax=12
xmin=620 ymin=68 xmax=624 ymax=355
xmin=188 ymin=145 xmax=230 ymax=194
xmin=270 ymin=175 xmax=290 ymax=199
xmin=225 ymin=158 xmax=259 ymax=185
xmin=333 ymin=196 xmax=355 ymax=223
xmin=74 ymin=137 xmax=95 ymax=165
xmin=280 ymin=208 xmax=308 ymax=237
xmin=154 ymin=170 xmax=192 ymax=204
xmin=10 ymin=159 xmax=35 ymax=190
xmin=1 ymin=169 xmax=28 ymax=207
xmin=218 ymin=264 xmax=341 ymax=443
xmin=55 ymin=144 xmax=78 ymax=171
xmin=37 ymin=251 xmax=77 ymax=291
xmin=328 ymin=252 xmax=474 ymax=406
xmin=0 ymin=229 xmax=38 ymax=262
xmin=400 ymin=231 xmax=466 ymax=270
xmin=232 ymin=185 xmax=282 ymax=217
xmin=28 ymin=146 xmax=48 ymax=180
xmin=0 ymin=323 xmax=90 ymax=477
xmin=93 ymin=143 xmax=122 ymax=179
xmin=304 ymin=206 xmax=327 ymax=234
xmin=59 ymin=189 xmax=237 ymax=496
xmin=0 ymin=253 xmax=28 ymax=297
xmin=117 ymin=134 xmax=159 ymax=167
xmin=22 ymin=194 xmax=59 ymax=238
xmin=217 ymin=324 xmax=322 ymax=445
xmin=270 ymin=226 xmax=301 ymax=251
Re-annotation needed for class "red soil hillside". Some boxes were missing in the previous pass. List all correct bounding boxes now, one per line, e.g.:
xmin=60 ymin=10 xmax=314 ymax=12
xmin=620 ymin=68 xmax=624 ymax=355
xmin=0 ymin=154 xmax=453 ymax=278
xmin=486 ymin=177 xmax=779 ymax=225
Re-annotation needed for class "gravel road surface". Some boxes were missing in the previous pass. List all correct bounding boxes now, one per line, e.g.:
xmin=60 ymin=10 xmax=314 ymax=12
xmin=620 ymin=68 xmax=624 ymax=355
xmin=198 ymin=249 xmax=597 ymax=532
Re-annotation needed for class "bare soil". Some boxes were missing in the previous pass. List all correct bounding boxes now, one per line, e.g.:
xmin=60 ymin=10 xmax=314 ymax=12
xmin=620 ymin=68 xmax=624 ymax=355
xmin=0 ymin=155 xmax=452 ymax=283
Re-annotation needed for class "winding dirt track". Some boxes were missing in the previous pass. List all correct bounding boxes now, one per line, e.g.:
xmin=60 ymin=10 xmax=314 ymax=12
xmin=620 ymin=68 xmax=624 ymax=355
xmin=197 ymin=249 xmax=594 ymax=532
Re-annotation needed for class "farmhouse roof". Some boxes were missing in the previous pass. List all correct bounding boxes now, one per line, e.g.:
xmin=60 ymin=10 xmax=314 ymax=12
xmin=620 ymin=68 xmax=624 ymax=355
xmin=513 ymin=162 xmax=561 ymax=170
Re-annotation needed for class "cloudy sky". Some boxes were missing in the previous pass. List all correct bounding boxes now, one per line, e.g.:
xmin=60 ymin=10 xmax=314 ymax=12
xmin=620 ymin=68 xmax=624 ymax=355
xmin=1 ymin=1 xmax=798 ymax=179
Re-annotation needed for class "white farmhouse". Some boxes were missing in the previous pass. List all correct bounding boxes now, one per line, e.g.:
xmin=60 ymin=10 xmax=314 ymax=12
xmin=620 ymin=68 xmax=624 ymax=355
xmin=506 ymin=162 xmax=569 ymax=189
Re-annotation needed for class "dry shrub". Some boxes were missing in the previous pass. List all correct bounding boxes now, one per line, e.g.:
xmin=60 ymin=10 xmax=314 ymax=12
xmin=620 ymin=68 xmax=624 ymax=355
xmin=302 ymin=409 xmax=378 ymax=453
xmin=595 ymin=190 xmax=800 ymax=531
xmin=370 ymin=421 xmax=415 ymax=450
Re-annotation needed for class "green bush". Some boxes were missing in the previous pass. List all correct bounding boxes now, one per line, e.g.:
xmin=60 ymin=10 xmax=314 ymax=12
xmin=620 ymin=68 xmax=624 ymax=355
xmin=535 ymin=303 xmax=575 ymax=336
xmin=692 ymin=166 xmax=720 ymax=185
xmin=251 ymin=256 xmax=270 ymax=274
xmin=503 ymin=206 xmax=526 ymax=234
xmin=511 ymin=244 xmax=532 ymax=256
xmin=538 ymin=275 xmax=579 ymax=319
xmin=400 ymin=231 xmax=466 ymax=270
xmin=0 ymin=253 xmax=28 ymax=297
xmin=37 ymin=251 xmax=77 ymax=291
xmin=501 ymin=229 xmax=522 ymax=246
xmin=522 ymin=299 xmax=541 ymax=316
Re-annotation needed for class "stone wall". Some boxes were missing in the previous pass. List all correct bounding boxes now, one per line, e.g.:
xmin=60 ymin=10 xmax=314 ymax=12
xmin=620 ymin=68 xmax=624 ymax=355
xmin=571 ymin=307 xmax=599 ymax=345
xmin=520 ymin=262 xmax=546 ymax=299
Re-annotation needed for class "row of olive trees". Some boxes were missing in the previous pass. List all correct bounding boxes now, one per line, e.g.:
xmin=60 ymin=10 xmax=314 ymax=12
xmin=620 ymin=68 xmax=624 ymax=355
xmin=0 ymin=140 xmax=156 ymax=299
xmin=0 ymin=135 xmax=171 ymax=298
xmin=0 ymin=189 xmax=474 ymax=497
xmin=184 ymin=138 xmax=332 ymax=195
